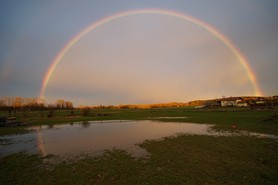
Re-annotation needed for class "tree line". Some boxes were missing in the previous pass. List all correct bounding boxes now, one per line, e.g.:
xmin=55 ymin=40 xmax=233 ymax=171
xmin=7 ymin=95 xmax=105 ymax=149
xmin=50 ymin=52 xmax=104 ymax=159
xmin=0 ymin=97 xmax=73 ymax=117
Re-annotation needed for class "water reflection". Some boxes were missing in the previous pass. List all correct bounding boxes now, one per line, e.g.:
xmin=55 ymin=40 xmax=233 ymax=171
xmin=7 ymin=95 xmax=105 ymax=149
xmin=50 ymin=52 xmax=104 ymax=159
xmin=0 ymin=120 xmax=277 ymax=158
xmin=81 ymin=121 xmax=90 ymax=128
xmin=47 ymin=124 xmax=54 ymax=129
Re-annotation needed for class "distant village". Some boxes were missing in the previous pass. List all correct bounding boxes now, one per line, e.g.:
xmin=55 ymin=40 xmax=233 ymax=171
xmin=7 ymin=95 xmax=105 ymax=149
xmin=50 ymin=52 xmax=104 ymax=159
xmin=0 ymin=95 xmax=278 ymax=110
xmin=190 ymin=96 xmax=278 ymax=109
xmin=102 ymin=95 xmax=278 ymax=109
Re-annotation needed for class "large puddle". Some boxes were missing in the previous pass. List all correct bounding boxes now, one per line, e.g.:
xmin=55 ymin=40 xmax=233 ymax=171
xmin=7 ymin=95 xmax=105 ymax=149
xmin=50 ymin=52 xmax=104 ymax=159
xmin=0 ymin=120 xmax=277 ymax=158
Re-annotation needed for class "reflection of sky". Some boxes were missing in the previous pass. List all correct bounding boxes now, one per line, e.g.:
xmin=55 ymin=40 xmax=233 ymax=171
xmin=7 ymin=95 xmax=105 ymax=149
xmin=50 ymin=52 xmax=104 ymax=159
xmin=1 ymin=120 xmax=277 ymax=157
xmin=0 ymin=1 xmax=277 ymax=105
xmin=0 ymin=121 xmax=213 ymax=157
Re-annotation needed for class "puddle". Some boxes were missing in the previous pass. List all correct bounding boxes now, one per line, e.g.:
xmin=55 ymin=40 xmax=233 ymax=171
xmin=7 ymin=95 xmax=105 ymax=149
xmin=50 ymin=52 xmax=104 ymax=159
xmin=154 ymin=117 xmax=187 ymax=119
xmin=0 ymin=120 xmax=277 ymax=158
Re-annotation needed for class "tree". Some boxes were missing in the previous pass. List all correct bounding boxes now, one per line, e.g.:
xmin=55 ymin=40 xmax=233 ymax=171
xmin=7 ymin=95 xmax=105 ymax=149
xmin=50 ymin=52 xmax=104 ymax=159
xmin=3 ymin=97 xmax=12 ymax=107
xmin=0 ymin=98 xmax=8 ymax=115
xmin=65 ymin=101 xmax=73 ymax=109
xmin=13 ymin=97 xmax=23 ymax=109
xmin=56 ymin=99 xmax=65 ymax=109
xmin=47 ymin=104 xmax=56 ymax=117
xmin=65 ymin=101 xmax=74 ymax=116
xmin=1 ymin=97 xmax=13 ymax=116
xmin=0 ymin=98 xmax=6 ymax=108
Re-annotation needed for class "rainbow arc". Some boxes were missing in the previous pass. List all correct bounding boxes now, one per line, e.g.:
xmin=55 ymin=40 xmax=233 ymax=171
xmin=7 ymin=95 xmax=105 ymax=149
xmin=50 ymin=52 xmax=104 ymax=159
xmin=40 ymin=9 xmax=263 ymax=99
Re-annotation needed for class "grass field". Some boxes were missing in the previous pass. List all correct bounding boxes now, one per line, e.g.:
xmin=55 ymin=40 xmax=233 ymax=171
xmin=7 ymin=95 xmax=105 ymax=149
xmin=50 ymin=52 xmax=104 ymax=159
xmin=0 ymin=107 xmax=278 ymax=184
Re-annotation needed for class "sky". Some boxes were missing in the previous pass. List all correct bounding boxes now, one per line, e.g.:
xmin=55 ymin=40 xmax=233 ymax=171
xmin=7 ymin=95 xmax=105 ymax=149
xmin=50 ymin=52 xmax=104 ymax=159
xmin=0 ymin=0 xmax=277 ymax=106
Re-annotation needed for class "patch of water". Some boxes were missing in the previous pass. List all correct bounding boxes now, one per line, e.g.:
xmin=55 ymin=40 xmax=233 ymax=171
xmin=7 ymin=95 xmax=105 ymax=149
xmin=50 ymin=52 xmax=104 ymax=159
xmin=154 ymin=117 xmax=187 ymax=119
xmin=0 ymin=120 xmax=277 ymax=158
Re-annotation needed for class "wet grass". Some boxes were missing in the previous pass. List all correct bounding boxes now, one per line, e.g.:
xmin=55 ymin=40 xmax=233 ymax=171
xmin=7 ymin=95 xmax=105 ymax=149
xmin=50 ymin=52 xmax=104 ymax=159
xmin=0 ymin=135 xmax=277 ymax=185
xmin=0 ymin=126 xmax=29 ymax=136
xmin=1 ymin=108 xmax=278 ymax=184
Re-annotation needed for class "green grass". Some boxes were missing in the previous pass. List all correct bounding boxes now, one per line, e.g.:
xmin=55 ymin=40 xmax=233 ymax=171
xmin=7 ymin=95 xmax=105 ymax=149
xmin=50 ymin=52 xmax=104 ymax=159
xmin=1 ymin=135 xmax=277 ymax=185
xmin=158 ymin=110 xmax=278 ymax=134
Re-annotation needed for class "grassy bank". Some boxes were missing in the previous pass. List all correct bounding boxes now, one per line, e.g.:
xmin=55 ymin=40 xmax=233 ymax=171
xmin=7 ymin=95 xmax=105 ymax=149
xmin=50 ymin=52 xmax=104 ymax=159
xmin=1 ymin=135 xmax=277 ymax=185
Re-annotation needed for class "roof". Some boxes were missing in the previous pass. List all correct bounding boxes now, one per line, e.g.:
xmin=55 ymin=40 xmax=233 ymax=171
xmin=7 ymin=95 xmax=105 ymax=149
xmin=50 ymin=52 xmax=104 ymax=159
xmin=220 ymin=97 xmax=242 ymax=101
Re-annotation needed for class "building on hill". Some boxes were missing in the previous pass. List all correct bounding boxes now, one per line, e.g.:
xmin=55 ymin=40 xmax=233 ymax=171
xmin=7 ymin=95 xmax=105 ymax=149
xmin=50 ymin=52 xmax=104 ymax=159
xmin=236 ymin=100 xmax=248 ymax=107
xmin=250 ymin=97 xmax=278 ymax=109
xmin=220 ymin=97 xmax=246 ymax=107
xmin=203 ymin=100 xmax=221 ymax=107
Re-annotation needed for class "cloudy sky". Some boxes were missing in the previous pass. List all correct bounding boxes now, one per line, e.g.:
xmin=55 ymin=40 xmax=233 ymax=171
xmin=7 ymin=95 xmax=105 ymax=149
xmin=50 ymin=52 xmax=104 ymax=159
xmin=0 ymin=0 xmax=277 ymax=106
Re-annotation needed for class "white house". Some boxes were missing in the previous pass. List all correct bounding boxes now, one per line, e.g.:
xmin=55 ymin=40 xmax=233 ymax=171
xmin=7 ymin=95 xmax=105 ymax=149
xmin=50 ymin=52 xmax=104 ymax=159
xmin=236 ymin=101 xmax=248 ymax=107
xmin=220 ymin=97 xmax=244 ymax=107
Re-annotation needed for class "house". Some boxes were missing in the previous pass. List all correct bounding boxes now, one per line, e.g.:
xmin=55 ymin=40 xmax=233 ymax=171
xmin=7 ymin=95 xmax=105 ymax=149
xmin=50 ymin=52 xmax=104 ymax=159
xmin=249 ymin=97 xmax=278 ymax=109
xmin=220 ymin=97 xmax=243 ymax=107
xmin=236 ymin=100 xmax=248 ymax=107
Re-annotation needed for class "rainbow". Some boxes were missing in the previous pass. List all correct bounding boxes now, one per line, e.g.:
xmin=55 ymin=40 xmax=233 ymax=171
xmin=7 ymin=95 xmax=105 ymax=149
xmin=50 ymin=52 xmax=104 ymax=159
xmin=36 ymin=126 xmax=46 ymax=157
xmin=40 ymin=9 xmax=263 ymax=98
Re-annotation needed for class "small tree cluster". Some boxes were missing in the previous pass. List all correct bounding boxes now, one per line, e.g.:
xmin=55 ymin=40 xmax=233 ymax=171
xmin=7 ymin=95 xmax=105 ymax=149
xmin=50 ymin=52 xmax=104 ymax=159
xmin=0 ymin=97 xmax=45 ymax=117
xmin=0 ymin=96 xmax=75 ymax=118
xmin=55 ymin=99 xmax=73 ymax=110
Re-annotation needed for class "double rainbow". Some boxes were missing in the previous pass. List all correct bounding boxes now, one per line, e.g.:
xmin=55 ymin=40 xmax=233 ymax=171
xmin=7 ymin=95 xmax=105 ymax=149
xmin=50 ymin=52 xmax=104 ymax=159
xmin=40 ymin=8 xmax=263 ymax=99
